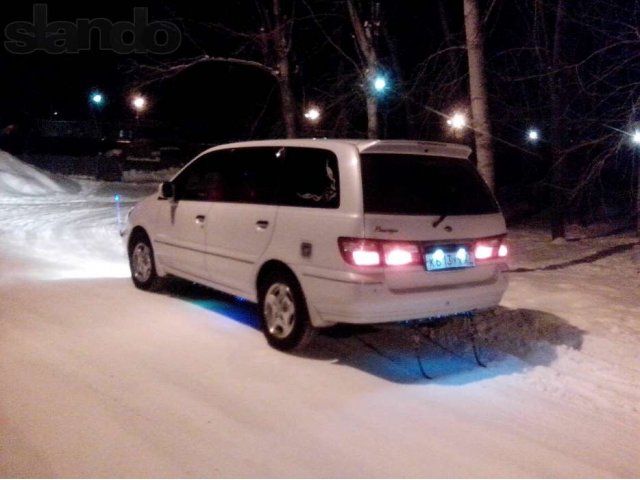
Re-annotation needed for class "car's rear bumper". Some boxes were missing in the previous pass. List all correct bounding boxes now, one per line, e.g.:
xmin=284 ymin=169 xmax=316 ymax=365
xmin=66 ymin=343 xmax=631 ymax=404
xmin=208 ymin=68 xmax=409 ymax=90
xmin=301 ymin=264 xmax=508 ymax=326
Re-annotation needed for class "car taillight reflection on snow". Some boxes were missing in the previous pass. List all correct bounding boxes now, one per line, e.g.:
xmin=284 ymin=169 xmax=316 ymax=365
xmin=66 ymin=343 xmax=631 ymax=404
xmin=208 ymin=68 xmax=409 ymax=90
xmin=474 ymin=237 xmax=508 ymax=261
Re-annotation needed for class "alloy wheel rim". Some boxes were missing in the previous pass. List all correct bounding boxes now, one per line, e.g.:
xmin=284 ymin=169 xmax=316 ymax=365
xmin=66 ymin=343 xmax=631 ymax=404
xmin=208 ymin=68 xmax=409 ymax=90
xmin=132 ymin=243 xmax=152 ymax=282
xmin=264 ymin=283 xmax=296 ymax=339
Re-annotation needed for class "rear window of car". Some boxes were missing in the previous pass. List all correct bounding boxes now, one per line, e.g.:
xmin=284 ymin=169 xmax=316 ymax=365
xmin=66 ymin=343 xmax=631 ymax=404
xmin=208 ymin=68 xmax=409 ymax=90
xmin=278 ymin=147 xmax=340 ymax=209
xmin=360 ymin=153 xmax=499 ymax=215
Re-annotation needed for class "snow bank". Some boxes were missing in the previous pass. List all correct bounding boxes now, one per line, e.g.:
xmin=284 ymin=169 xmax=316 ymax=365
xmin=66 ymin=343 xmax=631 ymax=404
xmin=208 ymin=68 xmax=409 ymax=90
xmin=0 ymin=150 xmax=70 ymax=196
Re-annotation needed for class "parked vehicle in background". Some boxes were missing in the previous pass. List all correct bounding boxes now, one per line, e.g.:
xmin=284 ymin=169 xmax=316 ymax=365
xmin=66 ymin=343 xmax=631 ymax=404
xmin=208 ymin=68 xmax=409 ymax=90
xmin=123 ymin=139 xmax=509 ymax=351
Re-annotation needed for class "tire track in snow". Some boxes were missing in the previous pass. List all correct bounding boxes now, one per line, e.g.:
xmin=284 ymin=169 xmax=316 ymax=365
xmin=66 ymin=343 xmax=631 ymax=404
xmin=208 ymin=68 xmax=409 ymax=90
xmin=0 ymin=193 xmax=133 ymax=279
xmin=508 ymin=242 xmax=638 ymax=273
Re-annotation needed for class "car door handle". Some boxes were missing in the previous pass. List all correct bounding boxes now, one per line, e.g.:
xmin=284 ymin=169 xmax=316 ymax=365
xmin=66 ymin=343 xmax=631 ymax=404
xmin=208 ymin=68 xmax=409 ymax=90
xmin=195 ymin=215 xmax=206 ymax=225
xmin=256 ymin=220 xmax=269 ymax=230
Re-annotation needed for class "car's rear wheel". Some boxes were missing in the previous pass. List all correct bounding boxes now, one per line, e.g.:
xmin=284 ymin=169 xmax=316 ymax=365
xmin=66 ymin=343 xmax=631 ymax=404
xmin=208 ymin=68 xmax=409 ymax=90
xmin=258 ymin=271 xmax=315 ymax=351
xmin=129 ymin=233 xmax=164 ymax=291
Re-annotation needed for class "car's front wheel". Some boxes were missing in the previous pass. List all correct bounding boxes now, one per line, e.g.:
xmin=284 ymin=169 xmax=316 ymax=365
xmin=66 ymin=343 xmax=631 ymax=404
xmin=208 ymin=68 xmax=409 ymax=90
xmin=258 ymin=271 xmax=316 ymax=351
xmin=128 ymin=232 xmax=164 ymax=291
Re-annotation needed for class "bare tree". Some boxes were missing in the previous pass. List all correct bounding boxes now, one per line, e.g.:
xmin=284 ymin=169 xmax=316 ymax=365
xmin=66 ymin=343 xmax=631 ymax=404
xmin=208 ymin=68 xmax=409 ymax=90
xmin=548 ymin=0 xmax=568 ymax=239
xmin=463 ymin=0 xmax=496 ymax=192
xmin=485 ymin=0 xmax=587 ymax=236
xmin=571 ymin=0 xmax=640 ymax=236
xmin=135 ymin=1 xmax=298 ymax=138
xmin=298 ymin=0 xmax=386 ymax=138
xmin=488 ymin=0 xmax=640 ymax=236
xmin=400 ymin=2 xmax=468 ymax=141
xmin=268 ymin=0 xmax=297 ymax=137
xmin=347 ymin=0 xmax=382 ymax=138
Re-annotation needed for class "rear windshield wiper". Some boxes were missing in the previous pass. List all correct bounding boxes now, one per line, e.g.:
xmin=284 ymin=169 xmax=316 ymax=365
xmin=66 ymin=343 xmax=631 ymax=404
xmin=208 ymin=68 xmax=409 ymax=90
xmin=432 ymin=215 xmax=447 ymax=228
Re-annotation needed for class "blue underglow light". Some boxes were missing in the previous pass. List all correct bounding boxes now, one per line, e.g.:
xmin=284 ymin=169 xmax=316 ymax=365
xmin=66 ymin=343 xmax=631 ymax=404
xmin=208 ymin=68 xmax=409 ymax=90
xmin=192 ymin=299 xmax=260 ymax=330
xmin=114 ymin=194 xmax=122 ymax=230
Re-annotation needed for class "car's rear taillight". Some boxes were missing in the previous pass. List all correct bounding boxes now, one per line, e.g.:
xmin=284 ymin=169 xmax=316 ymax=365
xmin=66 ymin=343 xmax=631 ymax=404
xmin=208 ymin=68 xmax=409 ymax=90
xmin=353 ymin=249 xmax=381 ymax=266
xmin=473 ymin=236 xmax=508 ymax=261
xmin=340 ymin=236 xmax=508 ymax=267
xmin=339 ymin=238 xmax=422 ymax=267
xmin=474 ymin=244 xmax=494 ymax=260
xmin=339 ymin=238 xmax=382 ymax=266
xmin=382 ymin=243 xmax=422 ymax=266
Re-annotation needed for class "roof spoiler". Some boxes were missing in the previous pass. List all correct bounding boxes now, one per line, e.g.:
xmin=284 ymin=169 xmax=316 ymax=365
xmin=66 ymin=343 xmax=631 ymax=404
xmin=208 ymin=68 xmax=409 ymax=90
xmin=358 ymin=140 xmax=472 ymax=159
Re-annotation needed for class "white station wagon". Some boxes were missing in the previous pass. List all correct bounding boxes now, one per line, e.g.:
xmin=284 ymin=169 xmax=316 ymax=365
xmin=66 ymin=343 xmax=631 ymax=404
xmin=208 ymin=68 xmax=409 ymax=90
xmin=124 ymin=139 xmax=509 ymax=350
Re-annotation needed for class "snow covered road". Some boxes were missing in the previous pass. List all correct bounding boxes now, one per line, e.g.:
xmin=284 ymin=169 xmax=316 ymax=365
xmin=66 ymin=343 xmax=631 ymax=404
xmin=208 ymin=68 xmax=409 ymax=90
xmin=1 ymin=164 xmax=639 ymax=477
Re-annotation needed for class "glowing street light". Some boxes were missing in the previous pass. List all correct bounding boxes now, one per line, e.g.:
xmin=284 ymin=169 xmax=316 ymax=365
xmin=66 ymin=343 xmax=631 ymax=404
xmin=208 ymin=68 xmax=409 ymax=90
xmin=131 ymin=95 xmax=148 ymax=129
xmin=632 ymin=130 xmax=640 ymax=145
xmin=373 ymin=75 xmax=387 ymax=93
xmin=90 ymin=92 xmax=104 ymax=106
xmin=447 ymin=112 xmax=467 ymax=130
xmin=304 ymin=106 xmax=321 ymax=123
xmin=131 ymin=95 xmax=147 ymax=112
xmin=528 ymin=128 xmax=540 ymax=142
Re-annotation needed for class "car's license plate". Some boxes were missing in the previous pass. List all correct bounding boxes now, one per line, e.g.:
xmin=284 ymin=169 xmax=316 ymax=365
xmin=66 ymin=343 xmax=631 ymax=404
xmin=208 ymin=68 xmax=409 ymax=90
xmin=425 ymin=249 xmax=475 ymax=271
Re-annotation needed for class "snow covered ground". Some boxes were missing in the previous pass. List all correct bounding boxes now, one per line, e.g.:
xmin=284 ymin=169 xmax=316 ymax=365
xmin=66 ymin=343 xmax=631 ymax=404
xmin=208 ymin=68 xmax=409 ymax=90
xmin=1 ymin=151 xmax=639 ymax=477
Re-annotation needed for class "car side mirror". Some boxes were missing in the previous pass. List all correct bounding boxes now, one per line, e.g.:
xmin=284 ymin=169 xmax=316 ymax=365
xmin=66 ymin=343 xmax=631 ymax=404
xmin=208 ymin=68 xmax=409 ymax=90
xmin=160 ymin=181 xmax=175 ymax=200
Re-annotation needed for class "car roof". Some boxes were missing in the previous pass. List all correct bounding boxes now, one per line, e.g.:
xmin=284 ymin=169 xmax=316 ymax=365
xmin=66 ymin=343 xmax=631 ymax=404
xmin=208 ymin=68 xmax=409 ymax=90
xmin=203 ymin=139 xmax=472 ymax=159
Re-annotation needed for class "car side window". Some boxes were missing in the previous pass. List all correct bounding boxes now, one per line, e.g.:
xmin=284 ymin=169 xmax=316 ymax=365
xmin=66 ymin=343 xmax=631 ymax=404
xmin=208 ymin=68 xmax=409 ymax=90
xmin=174 ymin=151 xmax=227 ymax=201
xmin=224 ymin=147 xmax=281 ymax=204
xmin=279 ymin=147 xmax=340 ymax=208
xmin=173 ymin=148 xmax=280 ymax=204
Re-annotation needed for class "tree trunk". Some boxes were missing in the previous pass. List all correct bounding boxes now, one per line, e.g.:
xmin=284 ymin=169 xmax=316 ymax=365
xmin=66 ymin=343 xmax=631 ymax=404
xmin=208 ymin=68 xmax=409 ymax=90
xmin=277 ymin=57 xmax=296 ymax=138
xmin=348 ymin=0 xmax=379 ymax=139
xmin=383 ymin=22 xmax=411 ymax=138
xmin=366 ymin=92 xmax=379 ymax=139
xmin=438 ymin=0 xmax=453 ymax=45
xmin=273 ymin=0 xmax=297 ymax=138
xmin=549 ymin=0 xmax=567 ymax=239
xmin=463 ymin=0 xmax=495 ymax=192
xmin=636 ymin=151 xmax=640 ymax=237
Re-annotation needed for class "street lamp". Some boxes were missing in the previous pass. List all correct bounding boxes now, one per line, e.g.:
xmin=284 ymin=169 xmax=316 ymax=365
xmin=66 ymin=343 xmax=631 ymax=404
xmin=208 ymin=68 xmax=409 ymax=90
xmin=367 ymin=69 xmax=389 ymax=95
xmin=447 ymin=112 xmax=467 ymax=130
xmin=131 ymin=95 xmax=146 ymax=113
xmin=304 ymin=106 xmax=321 ymax=123
xmin=527 ymin=128 xmax=540 ymax=142
xmin=373 ymin=75 xmax=387 ymax=93
xmin=131 ymin=94 xmax=148 ymax=138
xmin=131 ymin=94 xmax=147 ymax=129
xmin=90 ymin=92 xmax=104 ymax=106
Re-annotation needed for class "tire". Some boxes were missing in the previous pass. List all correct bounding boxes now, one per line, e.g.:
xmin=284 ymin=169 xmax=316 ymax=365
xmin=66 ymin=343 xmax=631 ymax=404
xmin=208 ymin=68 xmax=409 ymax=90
xmin=128 ymin=232 xmax=164 ymax=291
xmin=258 ymin=270 xmax=316 ymax=351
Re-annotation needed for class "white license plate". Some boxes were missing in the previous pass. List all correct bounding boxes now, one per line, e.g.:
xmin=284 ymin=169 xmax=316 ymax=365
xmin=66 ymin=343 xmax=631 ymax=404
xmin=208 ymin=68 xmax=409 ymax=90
xmin=425 ymin=249 xmax=475 ymax=271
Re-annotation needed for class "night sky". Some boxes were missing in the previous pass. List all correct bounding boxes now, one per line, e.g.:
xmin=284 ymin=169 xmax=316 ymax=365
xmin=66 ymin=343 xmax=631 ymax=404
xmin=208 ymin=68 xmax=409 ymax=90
xmin=0 ymin=1 xmax=465 ymax=142
xmin=0 ymin=3 xmax=270 ymax=135
xmin=1 ymin=0 xmax=637 ymax=212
